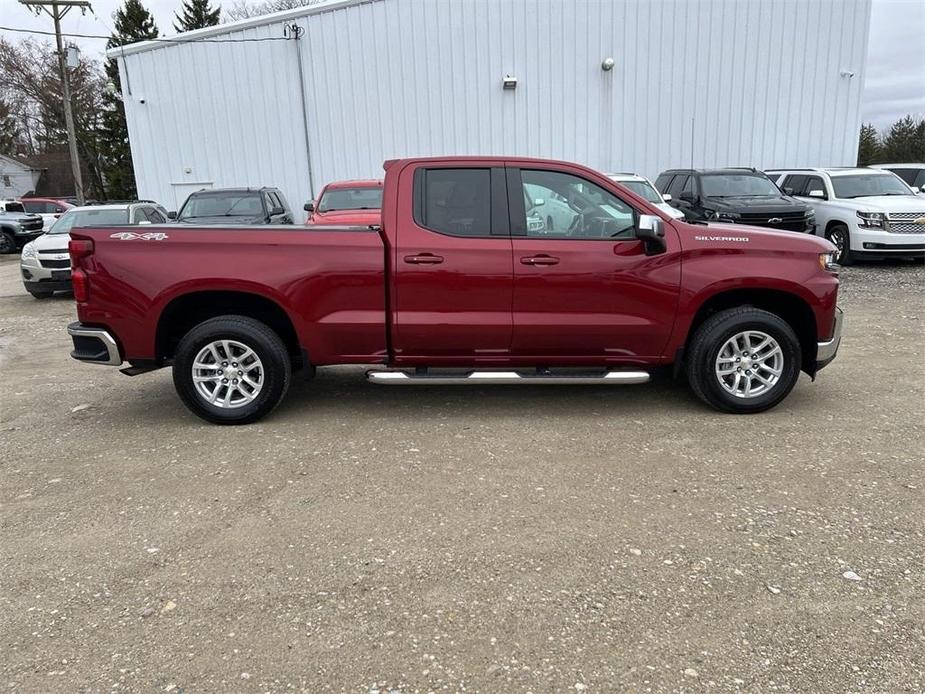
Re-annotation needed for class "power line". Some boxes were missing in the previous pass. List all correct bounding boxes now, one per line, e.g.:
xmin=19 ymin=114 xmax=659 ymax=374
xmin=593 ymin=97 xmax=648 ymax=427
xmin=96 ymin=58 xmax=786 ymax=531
xmin=0 ymin=24 xmax=291 ymax=43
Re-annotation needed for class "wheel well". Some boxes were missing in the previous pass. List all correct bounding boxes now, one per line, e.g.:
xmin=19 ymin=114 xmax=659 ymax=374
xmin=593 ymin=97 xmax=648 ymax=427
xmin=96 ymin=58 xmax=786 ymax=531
xmin=156 ymin=291 xmax=300 ymax=363
xmin=825 ymin=219 xmax=848 ymax=234
xmin=686 ymin=289 xmax=818 ymax=374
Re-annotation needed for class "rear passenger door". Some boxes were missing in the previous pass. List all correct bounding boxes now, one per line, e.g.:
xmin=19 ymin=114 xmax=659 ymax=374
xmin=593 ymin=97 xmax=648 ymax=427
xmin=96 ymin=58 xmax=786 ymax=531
xmin=390 ymin=165 xmax=514 ymax=361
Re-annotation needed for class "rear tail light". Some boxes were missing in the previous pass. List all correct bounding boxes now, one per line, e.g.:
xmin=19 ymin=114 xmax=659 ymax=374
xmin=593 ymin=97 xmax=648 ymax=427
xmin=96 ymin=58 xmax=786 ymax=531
xmin=69 ymin=238 xmax=94 ymax=263
xmin=72 ymin=269 xmax=89 ymax=302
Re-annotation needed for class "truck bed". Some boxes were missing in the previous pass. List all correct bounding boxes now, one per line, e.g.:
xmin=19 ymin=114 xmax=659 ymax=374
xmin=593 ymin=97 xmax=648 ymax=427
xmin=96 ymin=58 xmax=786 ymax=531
xmin=72 ymin=224 xmax=388 ymax=364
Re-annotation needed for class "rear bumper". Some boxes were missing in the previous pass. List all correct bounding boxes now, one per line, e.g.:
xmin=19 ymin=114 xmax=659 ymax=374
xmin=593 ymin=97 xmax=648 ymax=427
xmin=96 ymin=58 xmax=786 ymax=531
xmin=67 ymin=322 xmax=123 ymax=366
xmin=815 ymin=307 xmax=843 ymax=371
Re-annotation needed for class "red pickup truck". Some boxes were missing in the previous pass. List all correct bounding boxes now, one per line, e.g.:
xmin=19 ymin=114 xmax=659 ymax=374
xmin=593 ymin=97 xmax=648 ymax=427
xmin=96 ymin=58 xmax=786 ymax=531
xmin=67 ymin=157 xmax=843 ymax=424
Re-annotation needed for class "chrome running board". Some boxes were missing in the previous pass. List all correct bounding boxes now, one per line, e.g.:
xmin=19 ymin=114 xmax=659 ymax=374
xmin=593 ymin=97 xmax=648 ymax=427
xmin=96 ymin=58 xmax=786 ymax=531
xmin=367 ymin=369 xmax=650 ymax=386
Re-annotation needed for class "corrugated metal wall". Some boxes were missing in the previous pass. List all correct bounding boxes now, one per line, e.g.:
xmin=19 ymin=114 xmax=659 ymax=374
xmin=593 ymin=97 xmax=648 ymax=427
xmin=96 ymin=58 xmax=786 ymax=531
xmin=118 ymin=0 xmax=872 ymax=212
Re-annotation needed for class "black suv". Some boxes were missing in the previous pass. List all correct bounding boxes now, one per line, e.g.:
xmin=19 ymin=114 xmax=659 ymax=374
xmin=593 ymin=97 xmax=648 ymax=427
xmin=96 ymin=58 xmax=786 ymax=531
xmin=654 ymin=168 xmax=815 ymax=233
xmin=169 ymin=187 xmax=294 ymax=225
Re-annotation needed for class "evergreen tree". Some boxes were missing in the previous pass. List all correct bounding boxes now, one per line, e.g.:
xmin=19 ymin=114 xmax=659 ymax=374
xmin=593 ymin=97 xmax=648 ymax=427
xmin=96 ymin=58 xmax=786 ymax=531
xmin=100 ymin=0 xmax=158 ymax=200
xmin=856 ymin=123 xmax=880 ymax=166
xmin=174 ymin=0 xmax=221 ymax=33
xmin=880 ymin=115 xmax=925 ymax=164
xmin=0 ymin=99 xmax=19 ymax=156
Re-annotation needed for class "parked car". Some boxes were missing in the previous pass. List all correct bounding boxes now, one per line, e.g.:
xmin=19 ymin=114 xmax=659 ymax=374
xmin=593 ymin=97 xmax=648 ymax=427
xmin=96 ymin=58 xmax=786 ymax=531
xmin=20 ymin=197 xmax=74 ymax=231
xmin=654 ymin=168 xmax=815 ymax=233
xmin=766 ymin=168 xmax=925 ymax=264
xmin=305 ymin=179 xmax=382 ymax=225
xmin=20 ymin=202 xmax=168 ymax=298
xmin=608 ymin=172 xmax=685 ymax=219
xmin=66 ymin=156 xmax=842 ymax=424
xmin=870 ymin=163 xmax=925 ymax=193
xmin=171 ymin=188 xmax=293 ymax=225
xmin=0 ymin=199 xmax=45 ymax=254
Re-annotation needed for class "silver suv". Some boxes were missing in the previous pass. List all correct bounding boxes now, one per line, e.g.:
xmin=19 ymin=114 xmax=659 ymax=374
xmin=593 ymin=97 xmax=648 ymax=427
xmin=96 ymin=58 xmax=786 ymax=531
xmin=0 ymin=199 xmax=45 ymax=254
xmin=20 ymin=202 xmax=168 ymax=298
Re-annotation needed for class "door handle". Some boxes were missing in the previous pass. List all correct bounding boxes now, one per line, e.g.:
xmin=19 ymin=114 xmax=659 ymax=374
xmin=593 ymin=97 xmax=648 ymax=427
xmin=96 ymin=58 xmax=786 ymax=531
xmin=403 ymin=253 xmax=444 ymax=265
xmin=520 ymin=254 xmax=560 ymax=266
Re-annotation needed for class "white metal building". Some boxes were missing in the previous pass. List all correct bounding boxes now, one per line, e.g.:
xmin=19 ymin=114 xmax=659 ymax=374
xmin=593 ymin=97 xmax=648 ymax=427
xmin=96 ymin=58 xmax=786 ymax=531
xmin=111 ymin=0 xmax=873 ymax=212
xmin=0 ymin=154 xmax=42 ymax=199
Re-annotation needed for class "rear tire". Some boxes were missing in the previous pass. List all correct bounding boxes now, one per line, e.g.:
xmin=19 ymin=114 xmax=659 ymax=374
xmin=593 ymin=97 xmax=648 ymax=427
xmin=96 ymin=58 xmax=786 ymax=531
xmin=825 ymin=224 xmax=853 ymax=266
xmin=686 ymin=307 xmax=801 ymax=414
xmin=0 ymin=232 xmax=15 ymax=255
xmin=172 ymin=315 xmax=291 ymax=425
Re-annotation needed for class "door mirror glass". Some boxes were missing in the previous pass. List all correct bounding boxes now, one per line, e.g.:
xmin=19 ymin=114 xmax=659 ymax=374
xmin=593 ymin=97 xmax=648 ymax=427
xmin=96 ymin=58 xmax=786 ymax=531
xmin=304 ymin=201 xmax=314 ymax=212
xmin=167 ymin=210 xmax=177 ymax=220
xmin=808 ymin=189 xmax=826 ymax=199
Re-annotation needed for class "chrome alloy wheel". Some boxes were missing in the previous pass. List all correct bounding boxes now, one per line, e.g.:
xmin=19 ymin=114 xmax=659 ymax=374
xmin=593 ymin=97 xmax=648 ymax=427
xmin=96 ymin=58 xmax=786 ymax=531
xmin=714 ymin=330 xmax=783 ymax=399
xmin=192 ymin=339 xmax=264 ymax=408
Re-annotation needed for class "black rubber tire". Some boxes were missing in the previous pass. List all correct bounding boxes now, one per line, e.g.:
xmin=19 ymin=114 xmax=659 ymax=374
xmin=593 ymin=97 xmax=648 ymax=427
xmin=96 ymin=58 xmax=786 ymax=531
xmin=0 ymin=232 xmax=15 ymax=255
xmin=172 ymin=315 xmax=291 ymax=425
xmin=825 ymin=224 xmax=853 ymax=266
xmin=28 ymin=290 xmax=54 ymax=299
xmin=686 ymin=307 xmax=802 ymax=414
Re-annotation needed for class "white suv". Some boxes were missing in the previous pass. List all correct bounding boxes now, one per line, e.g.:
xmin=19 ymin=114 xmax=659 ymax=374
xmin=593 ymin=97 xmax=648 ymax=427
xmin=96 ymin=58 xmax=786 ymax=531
xmin=766 ymin=168 xmax=925 ymax=264
xmin=607 ymin=172 xmax=685 ymax=219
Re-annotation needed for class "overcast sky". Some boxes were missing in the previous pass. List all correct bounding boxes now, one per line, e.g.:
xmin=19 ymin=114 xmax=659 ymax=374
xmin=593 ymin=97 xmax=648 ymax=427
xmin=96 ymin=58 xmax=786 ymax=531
xmin=1 ymin=0 xmax=923 ymax=133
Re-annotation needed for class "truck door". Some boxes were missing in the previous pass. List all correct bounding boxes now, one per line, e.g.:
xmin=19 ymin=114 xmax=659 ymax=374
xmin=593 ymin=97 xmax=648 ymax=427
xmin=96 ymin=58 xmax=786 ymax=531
xmin=508 ymin=166 xmax=681 ymax=360
xmin=390 ymin=165 xmax=513 ymax=361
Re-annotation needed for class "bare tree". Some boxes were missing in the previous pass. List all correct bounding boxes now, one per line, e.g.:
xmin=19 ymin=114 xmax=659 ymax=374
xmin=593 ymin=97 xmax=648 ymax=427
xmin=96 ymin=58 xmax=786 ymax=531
xmin=0 ymin=38 xmax=108 ymax=197
xmin=224 ymin=0 xmax=321 ymax=21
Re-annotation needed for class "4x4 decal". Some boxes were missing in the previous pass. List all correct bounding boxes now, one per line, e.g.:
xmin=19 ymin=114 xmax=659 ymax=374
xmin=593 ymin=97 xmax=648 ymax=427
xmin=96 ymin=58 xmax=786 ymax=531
xmin=110 ymin=232 xmax=169 ymax=241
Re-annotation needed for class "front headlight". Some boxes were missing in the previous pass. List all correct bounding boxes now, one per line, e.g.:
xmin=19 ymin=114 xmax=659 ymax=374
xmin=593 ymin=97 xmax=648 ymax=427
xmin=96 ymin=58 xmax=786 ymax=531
xmin=805 ymin=209 xmax=816 ymax=219
xmin=856 ymin=210 xmax=887 ymax=229
xmin=709 ymin=210 xmax=740 ymax=222
xmin=819 ymin=252 xmax=839 ymax=272
xmin=20 ymin=242 xmax=36 ymax=259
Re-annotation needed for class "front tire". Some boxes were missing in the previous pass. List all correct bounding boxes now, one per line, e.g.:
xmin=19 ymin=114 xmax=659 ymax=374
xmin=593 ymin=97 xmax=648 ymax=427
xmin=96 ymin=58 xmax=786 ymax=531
xmin=0 ymin=232 xmax=15 ymax=255
xmin=825 ymin=224 xmax=853 ymax=266
xmin=686 ymin=307 xmax=801 ymax=414
xmin=172 ymin=315 xmax=291 ymax=425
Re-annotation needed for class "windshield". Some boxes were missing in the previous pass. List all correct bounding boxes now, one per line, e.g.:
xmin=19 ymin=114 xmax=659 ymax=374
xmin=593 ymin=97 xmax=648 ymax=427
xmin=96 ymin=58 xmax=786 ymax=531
xmin=618 ymin=180 xmax=664 ymax=204
xmin=700 ymin=174 xmax=780 ymax=198
xmin=3 ymin=201 xmax=26 ymax=213
xmin=49 ymin=208 xmax=129 ymax=234
xmin=831 ymin=174 xmax=913 ymax=199
xmin=317 ymin=186 xmax=382 ymax=212
xmin=179 ymin=192 xmax=264 ymax=220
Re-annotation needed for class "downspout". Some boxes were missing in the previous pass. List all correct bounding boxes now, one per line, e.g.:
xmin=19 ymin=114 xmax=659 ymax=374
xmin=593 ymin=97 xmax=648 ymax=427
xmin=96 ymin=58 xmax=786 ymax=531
xmin=288 ymin=23 xmax=316 ymax=199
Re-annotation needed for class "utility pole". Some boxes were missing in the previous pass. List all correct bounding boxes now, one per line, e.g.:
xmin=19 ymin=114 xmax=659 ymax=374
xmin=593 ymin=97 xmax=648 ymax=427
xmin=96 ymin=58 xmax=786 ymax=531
xmin=19 ymin=0 xmax=90 ymax=204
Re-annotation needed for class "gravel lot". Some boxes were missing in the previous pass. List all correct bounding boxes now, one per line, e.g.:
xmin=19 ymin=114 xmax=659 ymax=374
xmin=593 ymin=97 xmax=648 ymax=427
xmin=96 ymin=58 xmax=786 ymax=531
xmin=1 ymin=254 xmax=923 ymax=693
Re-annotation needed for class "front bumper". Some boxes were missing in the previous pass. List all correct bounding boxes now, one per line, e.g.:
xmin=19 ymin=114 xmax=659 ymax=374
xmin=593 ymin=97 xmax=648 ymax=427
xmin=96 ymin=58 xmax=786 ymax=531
xmin=67 ymin=323 xmax=123 ymax=366
xmin=816 ymin=307 xmax=843 ymax=371
xmin=852 ymin=227 xmax=925 ymax=257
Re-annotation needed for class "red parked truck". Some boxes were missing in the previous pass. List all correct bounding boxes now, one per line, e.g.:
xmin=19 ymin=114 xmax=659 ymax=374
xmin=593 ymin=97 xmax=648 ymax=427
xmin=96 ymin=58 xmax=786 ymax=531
xmin=304 ymin=179 xmax=383 ymax=226
xmin=66 ymin=157 xmax=843 ymax=424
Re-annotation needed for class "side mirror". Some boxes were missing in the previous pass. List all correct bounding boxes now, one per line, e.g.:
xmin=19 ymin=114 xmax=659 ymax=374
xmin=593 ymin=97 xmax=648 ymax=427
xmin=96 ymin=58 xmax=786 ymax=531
xmin=783 ymin=187 xmax=794 ymax=195
xmin=661 ymin=193 xmax=672 ymax=202
xmin=911 ymin=186 xmax=920 ymax=194
xmin=679 ymin=191 xmax=696 ymax=204
xmin=270 ymin=206 xmax=285 ymax=216
xmin=637 ymin=214 xmax=666 ymax=256
xmin=808 ymin=189 xmax=826 ymax=199
xmin=137 ymin=220 xmax=152 ymax=226
xmin=304 ymin=201 xmax=315 ymax=212
xmin=167 ymin=211 xmax=177 ymax=220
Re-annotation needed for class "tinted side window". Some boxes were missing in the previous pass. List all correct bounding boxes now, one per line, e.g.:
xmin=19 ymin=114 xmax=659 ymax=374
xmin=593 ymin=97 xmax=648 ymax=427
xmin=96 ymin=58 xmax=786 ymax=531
xmin=415 ymin=168 xmax=492 ymax=237
xmin=668 ymin=175 xmax=690 ymax=199
xmin=804 ymin=176 xmax=826 ymax=197
xmin=145 ymin=207 xmax=166 ymax=223
xmin=783 ymin=175 xmax=807 ymax=195
xmin=888 ymin=168 xmax=915 ymax=185
xmin=654 ymin=174 xmax=674 ymax=193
